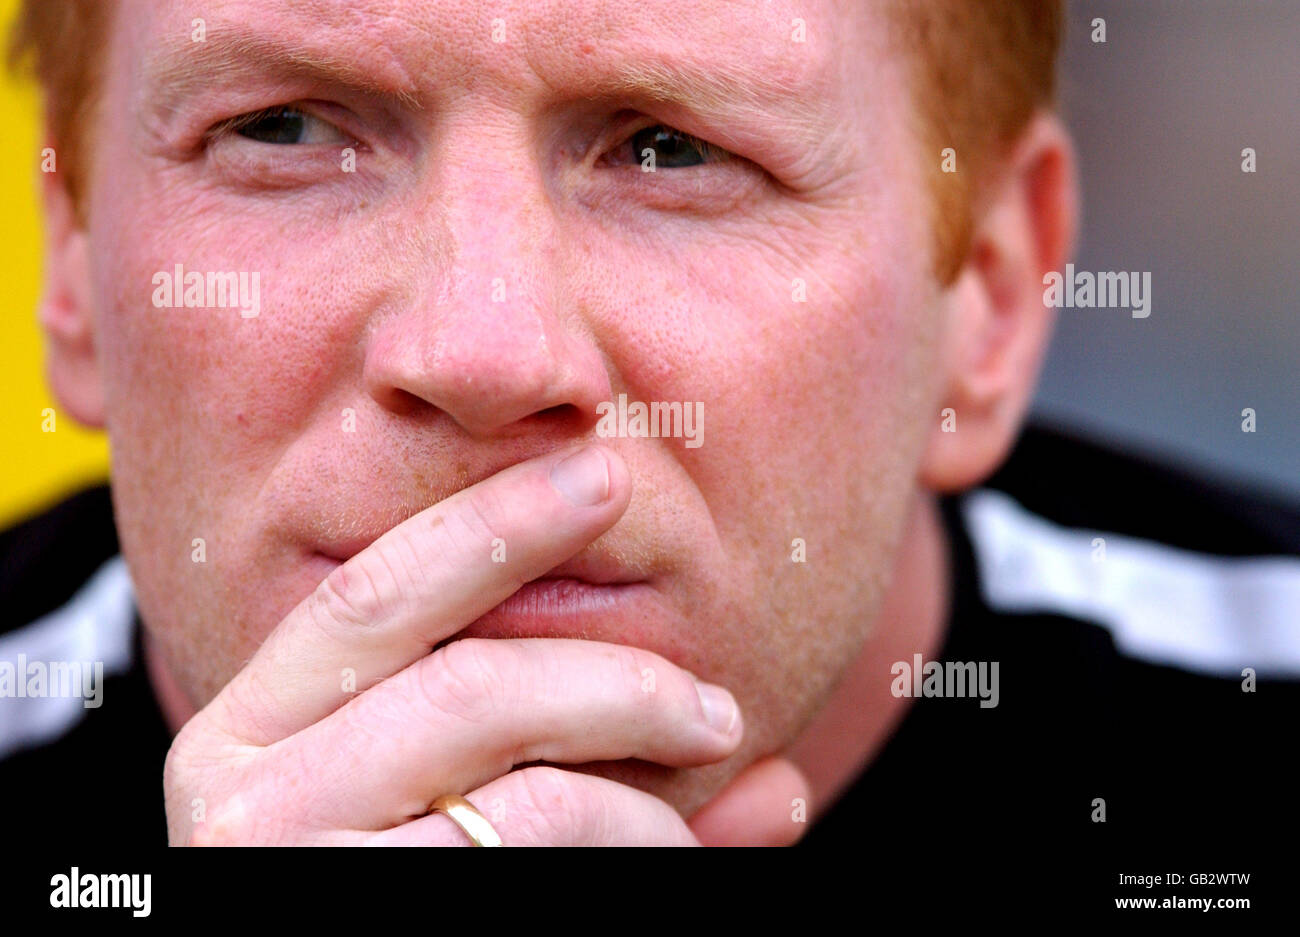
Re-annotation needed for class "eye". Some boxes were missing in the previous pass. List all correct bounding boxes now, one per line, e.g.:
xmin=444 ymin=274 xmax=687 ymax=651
xmin=223 ymin=106 xmax=350 ymax=145
xmin=604 ymin=124 xmax=734 ymax=169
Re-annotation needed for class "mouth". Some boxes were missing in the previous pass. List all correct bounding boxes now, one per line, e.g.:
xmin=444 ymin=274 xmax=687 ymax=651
xmin=307 ymin=540 xmax=661 ymax=644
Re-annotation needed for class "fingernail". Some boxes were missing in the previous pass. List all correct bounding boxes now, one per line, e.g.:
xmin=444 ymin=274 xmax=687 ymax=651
xmin=695 ymin=682 xmax=739 ymax=736
xmin=550 ymin=446 xmax=611 ymax=506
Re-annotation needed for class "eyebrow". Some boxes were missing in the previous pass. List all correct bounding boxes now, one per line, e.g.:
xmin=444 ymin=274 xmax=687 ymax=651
xmin=142 ymin=29 xmax=421 ymax=107
xmin=142 ymin=25 xmax=828 ymax=139
xmin=604 ymin=59 xmax=830 ymax=142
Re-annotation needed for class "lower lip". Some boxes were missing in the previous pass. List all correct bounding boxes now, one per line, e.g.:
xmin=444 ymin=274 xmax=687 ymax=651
xmin=460 ymin=578 xmax=658 ymax=640
xmin=306 ymin=553 xmax=661 ymax=642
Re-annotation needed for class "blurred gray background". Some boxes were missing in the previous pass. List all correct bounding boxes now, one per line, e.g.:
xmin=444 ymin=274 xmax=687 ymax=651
xmin=1033 ymin=0 xmax=1298 ymax=497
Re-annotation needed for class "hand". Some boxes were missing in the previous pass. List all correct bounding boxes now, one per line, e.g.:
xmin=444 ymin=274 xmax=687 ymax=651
xmin=163 ymin=445 xmax=806 ymax=845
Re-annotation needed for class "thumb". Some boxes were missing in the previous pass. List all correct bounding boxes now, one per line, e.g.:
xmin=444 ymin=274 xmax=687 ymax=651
xmin=688 ymin=756 xmax=813 ymax=846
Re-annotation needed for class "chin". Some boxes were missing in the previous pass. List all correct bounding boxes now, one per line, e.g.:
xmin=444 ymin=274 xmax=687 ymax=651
xmin=562 ymin=755 xmax=744 ymax=822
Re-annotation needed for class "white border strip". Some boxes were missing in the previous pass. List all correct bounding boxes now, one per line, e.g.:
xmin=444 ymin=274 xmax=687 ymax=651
xmin=962 ymin=490 xmax=1300 ymax=677
xmin=0 ymin=555 xmax=136 ymax=758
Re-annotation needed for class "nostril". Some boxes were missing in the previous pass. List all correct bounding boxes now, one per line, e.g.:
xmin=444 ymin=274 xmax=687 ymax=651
xmin=529 ymin=403 xmax=584 ymax=431
xmin=384 ymin=386 xmax=432 ymax=416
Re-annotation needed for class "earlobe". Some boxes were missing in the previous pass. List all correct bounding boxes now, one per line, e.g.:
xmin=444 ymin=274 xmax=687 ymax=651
xmin=918 ymin=111 xmax=1079 ymax=494
xmin=38 ymin=162 xmax=105 ymax=428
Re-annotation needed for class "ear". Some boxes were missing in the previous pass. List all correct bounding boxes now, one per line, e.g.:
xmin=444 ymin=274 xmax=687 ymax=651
xmin=919 ymin=111 xmax=1078 ymax=493
xmin=38 ymin=144 xmax=105 ymax=428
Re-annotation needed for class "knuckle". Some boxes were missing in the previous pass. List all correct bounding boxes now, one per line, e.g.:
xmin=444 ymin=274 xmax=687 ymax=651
xmin=310 ymin=554 xmax=395 ymax=632
xmin=416 ymin=638 xmax=515 ymax=723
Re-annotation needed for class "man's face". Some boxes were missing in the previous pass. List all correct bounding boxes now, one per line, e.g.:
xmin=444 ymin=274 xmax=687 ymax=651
xmin=84 ymin=0 xmax=947 ymax=812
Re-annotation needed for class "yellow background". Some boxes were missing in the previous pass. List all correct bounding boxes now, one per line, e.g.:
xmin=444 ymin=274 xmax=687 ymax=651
xmin=0 ymin=0 xmax=110 ymax=529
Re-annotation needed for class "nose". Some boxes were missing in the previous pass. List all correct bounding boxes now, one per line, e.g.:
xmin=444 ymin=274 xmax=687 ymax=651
xmin=362 ymin=138 xmax=611 ymax=440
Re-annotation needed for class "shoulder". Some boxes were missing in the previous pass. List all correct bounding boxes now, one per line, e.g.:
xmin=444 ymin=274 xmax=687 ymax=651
xmin=0 ymin=485 xmax=138 ymax=761
xmin=954 ymin=423 xmax=1300 ymax=679
xmin=977 ymin=422 xmax=1300 ymax=557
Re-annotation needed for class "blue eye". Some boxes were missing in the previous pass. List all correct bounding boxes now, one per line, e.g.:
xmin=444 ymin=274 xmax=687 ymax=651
xmin=629 ymin=125 xmax=731 ymax=167
xmin=233 ymin=107 xmax=348 ymax=145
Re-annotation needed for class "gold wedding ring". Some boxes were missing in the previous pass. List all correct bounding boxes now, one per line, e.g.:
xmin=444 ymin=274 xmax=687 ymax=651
xmin=427 ymin=794 xmax=504 ymax=847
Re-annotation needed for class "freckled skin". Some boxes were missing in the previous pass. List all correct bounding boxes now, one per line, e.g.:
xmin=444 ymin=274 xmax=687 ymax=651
xmin=83 ymin=0 xmax=950 ymax=815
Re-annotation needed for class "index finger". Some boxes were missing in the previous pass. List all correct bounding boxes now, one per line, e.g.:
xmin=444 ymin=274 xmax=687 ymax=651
xmin=200 ymin=444 xmax=630 ymax=745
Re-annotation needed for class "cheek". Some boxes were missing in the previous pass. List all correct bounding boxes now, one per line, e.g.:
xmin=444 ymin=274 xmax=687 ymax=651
xmin=88 ymin=181 xmax=405 ymax=480
xmin=589 ymin=206 xmax=943 ymax=555
xmin=84 ymin=175 xmax=428 ymax=655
